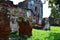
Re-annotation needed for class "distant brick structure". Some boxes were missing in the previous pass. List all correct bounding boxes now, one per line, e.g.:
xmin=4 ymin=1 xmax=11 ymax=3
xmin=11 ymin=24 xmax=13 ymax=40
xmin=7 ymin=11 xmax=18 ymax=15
xmin=18 ymin=17 xmax=32 ymax=37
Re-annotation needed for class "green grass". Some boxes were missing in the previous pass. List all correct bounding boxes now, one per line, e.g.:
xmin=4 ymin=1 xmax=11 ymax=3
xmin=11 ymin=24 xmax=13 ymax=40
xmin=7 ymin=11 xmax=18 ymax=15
xmin=27 ymin=26 xmax=60 ymax=40
xmin=10 ymin=26 xmax=60 ymax=40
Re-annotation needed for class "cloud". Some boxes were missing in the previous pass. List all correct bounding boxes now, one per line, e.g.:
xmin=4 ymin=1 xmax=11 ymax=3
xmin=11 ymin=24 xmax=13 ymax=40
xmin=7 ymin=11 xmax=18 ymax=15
xmin=10 ymin=0 xmax=24 ymax=5
xmin=43 ymin=0 xmax=51 ymax=18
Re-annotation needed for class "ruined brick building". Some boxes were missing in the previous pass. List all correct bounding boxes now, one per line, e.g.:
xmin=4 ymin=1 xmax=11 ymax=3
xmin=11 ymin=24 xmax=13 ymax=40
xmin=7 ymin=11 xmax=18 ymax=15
xmin=0 ymin=0 xmax=13 ymax=40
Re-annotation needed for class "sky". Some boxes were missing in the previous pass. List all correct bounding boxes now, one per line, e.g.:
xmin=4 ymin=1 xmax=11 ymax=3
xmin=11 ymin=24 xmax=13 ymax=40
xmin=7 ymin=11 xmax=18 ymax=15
xmin=10 ymin=0 xmax=51 ymax=18
xmin=10 ymin=0 xmax=46 ymax=5
xmin=10 ymin=0 xmax=24 ymax=5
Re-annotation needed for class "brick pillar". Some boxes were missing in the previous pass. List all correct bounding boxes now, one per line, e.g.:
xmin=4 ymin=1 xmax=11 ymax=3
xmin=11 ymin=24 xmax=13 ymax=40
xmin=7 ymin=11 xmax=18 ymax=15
xmin=18 ymin=18 xmax=32 ymax=36
xmin=0 ymin=12 xmax=10 ymax=40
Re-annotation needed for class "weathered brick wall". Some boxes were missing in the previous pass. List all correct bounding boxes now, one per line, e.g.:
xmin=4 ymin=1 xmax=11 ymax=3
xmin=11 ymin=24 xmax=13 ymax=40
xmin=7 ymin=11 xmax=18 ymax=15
xmin=0 ymin=12 xmax=10 ymax=40
xmin=18 ymin=18 xmax=32 ymax=36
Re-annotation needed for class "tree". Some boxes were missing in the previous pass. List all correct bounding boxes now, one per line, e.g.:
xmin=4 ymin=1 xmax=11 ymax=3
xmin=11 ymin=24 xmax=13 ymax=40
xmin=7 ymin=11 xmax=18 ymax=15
xmin=49 ymin=0 xmax=60 ymax=24
xmin=49 ymin=0 xmax=60 ymax=17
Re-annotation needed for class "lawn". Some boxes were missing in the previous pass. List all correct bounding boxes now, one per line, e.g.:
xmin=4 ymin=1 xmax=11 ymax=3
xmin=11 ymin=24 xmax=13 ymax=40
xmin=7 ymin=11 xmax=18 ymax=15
xmin=27 ymin=26 xmax=60 ymax=40
xmin=10 ymin=26 xmax=60 ymax=40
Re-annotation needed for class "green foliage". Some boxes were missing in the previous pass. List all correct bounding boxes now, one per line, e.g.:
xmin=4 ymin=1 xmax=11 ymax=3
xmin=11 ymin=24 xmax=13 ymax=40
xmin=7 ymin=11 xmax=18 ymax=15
xmin=49 ymin=0 xmax=60 ymax=23
xmin=9 ymin=32 xmax=18 ymax=38
xmin=55 ymin=0 xmax=60 ymax=5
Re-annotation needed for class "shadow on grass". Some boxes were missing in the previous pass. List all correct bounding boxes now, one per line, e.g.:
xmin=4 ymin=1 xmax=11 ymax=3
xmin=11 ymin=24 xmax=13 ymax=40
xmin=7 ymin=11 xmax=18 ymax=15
xmin=48 ymin=32 xmax=60 ymax=40
xmin=20 ymin=35 xmax=31 ymax=40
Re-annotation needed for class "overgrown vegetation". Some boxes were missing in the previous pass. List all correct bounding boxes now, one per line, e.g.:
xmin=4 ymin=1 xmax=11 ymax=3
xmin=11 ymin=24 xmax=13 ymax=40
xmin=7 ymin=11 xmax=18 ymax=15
xmin=49 ymin=0 xmax=60 ymax=23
